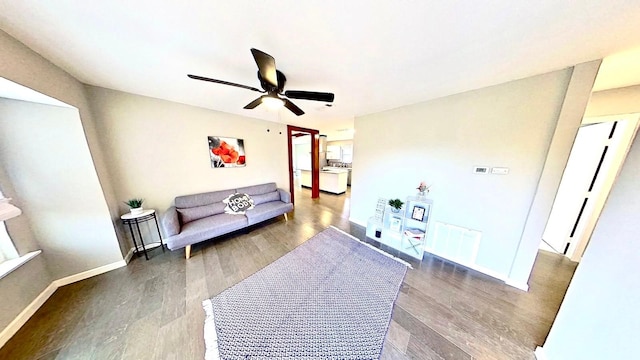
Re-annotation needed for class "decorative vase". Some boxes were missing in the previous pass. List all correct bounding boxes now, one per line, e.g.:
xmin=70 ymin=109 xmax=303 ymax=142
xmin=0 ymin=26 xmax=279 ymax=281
xmin=391 ymin=208 xmax=400 ymax=213
xmin=130 ymin=207 xmax=143 ymax=215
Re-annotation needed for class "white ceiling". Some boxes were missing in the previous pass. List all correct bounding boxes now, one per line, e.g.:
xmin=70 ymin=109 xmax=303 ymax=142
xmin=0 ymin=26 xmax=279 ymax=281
xmin=1 ymin=1 xmax=640 ymax=136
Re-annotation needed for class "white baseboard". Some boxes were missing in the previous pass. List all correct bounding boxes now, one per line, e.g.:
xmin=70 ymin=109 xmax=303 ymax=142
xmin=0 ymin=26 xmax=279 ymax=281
xmin=124 ymin=242 xmax=163 ymax=264
xmin=53 ymin=260 xmax=126 ymax=287
xmin=0 ymin=282 xmax=57 ymax=349
xmin=0 ymin=259 xmax=127 ymax=349
xmin=534 ymin=346 xmax=549 ymax=360
xmin=505 ymin=278 xmax=530 ymax=292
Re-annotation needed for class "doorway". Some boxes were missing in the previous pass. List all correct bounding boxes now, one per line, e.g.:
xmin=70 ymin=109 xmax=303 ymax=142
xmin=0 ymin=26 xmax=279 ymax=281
xmin=287 ymin=125 xmax=320 ymax=204
xmin=541 ymin=114 xmax=640 ymax=261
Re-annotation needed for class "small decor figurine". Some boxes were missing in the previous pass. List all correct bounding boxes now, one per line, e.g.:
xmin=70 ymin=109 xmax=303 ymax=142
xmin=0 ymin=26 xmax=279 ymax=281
xmin=416 ymin=181 xmax=431 ymax=197
xmin=388 ymin=199 xmax=404 ymax=213
xmin=124 ymin=198 xmax=144 ymax=215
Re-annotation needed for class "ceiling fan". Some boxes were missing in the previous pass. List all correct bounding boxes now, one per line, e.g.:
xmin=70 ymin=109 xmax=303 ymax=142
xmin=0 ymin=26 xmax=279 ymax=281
xmin=188 ymin=48 xmax=335 ymax=116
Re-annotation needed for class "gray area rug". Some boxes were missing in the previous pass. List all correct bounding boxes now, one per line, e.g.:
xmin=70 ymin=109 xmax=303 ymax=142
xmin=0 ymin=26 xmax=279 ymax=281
xmin=203 ymin=226 xmax=408 ymax=360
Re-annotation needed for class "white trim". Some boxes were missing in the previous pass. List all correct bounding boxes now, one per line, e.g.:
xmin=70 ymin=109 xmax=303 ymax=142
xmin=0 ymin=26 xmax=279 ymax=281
xmin=505 ymin=278 xmax=530 ymax=292
xmin=124 ymin=247 xmax=135 ymax=263
xmin=424 ymin=248 xmax=507 ymax=282
xmin=124 ymin=242 xmax=163 ymax=264
xmin=53 ymin=260 xmax=126 ymax=287
xmin=0 ymin=282 xmax=57 ymax=348
xmin=534 ymin=346 xmax=549 ymax=360
xmin=329 ymin=225 xmax=412 ymax=268
xmin=0 ymin=250 xmax=41 ymax=280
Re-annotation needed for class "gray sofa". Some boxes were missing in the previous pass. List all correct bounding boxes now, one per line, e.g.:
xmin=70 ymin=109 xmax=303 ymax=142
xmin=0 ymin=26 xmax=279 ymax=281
xmin=161 ymin=182 xmax=293 ymax=258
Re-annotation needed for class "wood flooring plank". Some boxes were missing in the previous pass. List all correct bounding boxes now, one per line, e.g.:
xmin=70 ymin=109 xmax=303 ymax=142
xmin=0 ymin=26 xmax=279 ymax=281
xmin=392 ymin=306 xmax=472 ymax=360
xmin=153 ymin=314 xmax=188 ymax=360
xmin=120 ymin=310 xmax=161 ymax=360
xmin=380 ymin=341 xmax=411 ymax=360
xmin=387 ymin=320 xmax=411 ymax=353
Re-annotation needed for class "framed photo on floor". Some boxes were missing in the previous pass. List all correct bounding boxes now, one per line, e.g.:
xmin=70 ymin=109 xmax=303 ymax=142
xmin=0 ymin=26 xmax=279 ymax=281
xmin=411 ymin=206 xmax=425 ymax=221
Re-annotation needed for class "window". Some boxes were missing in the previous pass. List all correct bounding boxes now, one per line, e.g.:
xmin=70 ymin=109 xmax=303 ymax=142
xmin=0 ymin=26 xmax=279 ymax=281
xmin=0 ymin=221 xmax=18 ymax=263
xmin=0 ymin=189 xmax=20 ymax=264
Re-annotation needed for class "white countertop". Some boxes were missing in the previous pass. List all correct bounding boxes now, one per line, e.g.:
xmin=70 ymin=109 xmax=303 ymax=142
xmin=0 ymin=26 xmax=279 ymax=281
xmin=324 ymin=166 xmax=352 ymax=170
xmin=300 ymin=169 xmax=349 ymax=174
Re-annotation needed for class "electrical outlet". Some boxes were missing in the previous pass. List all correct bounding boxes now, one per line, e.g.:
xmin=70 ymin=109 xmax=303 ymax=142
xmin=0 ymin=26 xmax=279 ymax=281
xmin=491 ymin=167 xmax=509 ymax=175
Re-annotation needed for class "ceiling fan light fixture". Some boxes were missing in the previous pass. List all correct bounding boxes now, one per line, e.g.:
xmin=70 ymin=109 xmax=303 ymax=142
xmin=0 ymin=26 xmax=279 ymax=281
xmin=261 ymin=95 xmax=285 ymax=109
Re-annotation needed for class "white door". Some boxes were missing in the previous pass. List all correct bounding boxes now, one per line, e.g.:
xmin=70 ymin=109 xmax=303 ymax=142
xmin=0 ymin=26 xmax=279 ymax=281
xmin=542 ymin=122 xmax=614 ymax=253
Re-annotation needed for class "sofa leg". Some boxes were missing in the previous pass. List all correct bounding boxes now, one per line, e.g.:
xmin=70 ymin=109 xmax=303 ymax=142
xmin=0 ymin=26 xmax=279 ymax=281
xmin=185 ymin=245 xmax=191 ymax=259
xmin=284 ymin=213 xmax=288 ymax=222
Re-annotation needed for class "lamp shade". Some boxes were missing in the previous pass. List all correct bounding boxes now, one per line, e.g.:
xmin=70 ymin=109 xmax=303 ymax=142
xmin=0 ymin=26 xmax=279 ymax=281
xmin=0 ymin=198 xmax=21 ymax=221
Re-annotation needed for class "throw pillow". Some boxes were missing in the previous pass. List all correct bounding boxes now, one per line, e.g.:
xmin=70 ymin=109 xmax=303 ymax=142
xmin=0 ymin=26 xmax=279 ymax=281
xmin=177 ymin=202 xmax=226 ymax=224
xmin=223 ymin=193 xmax=255 ymax=215
xmin=252 ymin=190 xmax=280 ymax=205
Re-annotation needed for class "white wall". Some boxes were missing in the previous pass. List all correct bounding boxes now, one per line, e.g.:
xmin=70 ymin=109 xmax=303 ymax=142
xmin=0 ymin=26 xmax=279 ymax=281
xmin=85 ymin=86 xmax=289 ymax=215
xmin=0 ymin=98 xmax=123 ymax=279
xmin=539 ymin=127 xmax=640 ymax=360
xmin=351 ymin=68 xmax=574 ymax=277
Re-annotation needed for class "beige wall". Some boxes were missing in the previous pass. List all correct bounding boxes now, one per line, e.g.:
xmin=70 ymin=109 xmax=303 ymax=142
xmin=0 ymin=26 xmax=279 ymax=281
xmin=85 ymin=86 xmax=290 ymax=220
xmin=351 ymin=68 xmax=574 ymax=277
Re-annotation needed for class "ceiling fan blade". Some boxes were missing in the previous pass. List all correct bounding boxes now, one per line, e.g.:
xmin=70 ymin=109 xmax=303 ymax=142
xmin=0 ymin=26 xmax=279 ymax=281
xmin=243 ymin=97 xmax=263 ymax=109
xmin=283 ymin=99 xmax=305 ymax=116
xmin=187 ymin=74 xmax=263 ymax=93
xmin=284 ymin=90 xmax=335 ymax=103
xmin=250 ymin=48 xmax=278 ymax=88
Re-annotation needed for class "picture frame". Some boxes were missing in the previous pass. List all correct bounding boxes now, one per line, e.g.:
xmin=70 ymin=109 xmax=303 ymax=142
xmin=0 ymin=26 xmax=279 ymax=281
xmin=411 ymin=206 xmax=426 ymax=221
xmin=390 ymin=216 xmax=402 ymax=232
xmin=208 ymin=136 xmax=246 ymax=168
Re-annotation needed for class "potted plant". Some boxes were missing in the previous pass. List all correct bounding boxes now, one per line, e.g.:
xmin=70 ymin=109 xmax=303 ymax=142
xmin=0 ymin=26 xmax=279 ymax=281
xmin=124 ymin=198 xmax=144 ymax=215
xmin=388 ymin=199 xmax=404 ymax=213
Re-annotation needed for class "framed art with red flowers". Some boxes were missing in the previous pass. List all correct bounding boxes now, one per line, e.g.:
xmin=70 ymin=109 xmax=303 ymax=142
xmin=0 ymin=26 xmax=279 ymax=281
xmin=208 ymin=136 xmax=246 ymax=168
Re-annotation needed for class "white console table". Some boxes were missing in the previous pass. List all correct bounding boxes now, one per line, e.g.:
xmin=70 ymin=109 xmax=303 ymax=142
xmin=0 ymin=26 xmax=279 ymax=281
xmin=366 ymin=196 xmax=433 ymax=260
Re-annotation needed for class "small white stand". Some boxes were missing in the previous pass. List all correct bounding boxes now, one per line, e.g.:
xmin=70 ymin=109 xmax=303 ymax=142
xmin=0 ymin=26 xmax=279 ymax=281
xmin=366 ymin=196 xmax=433 ymax=260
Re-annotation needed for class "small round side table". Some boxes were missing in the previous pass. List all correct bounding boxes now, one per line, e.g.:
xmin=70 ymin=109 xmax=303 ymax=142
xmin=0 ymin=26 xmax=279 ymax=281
xmin=120 ymin=209 xmax=165 ymax=260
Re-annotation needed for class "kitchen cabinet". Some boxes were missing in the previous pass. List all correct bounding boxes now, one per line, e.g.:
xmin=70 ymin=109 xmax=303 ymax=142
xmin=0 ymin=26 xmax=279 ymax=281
xmin=299 ymin=169 xmax=348 ymax=194
xmin=300 ymin=169 xmax=312 ymax=187
xmin=326 ymin=145 xmax=341 ymax=160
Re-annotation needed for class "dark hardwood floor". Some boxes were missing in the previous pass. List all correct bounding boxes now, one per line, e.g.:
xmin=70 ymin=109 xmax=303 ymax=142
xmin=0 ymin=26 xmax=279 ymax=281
xmin=0 ymin=186 xmax=577 ymax=359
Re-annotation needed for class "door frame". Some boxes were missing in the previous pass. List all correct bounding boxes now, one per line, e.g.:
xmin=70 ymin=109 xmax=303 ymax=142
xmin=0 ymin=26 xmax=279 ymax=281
xmin=287 ymin=125 xmax=320 ymax=204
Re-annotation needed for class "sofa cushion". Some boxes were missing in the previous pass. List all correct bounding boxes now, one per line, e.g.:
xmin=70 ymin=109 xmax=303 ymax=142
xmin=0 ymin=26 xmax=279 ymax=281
xmin=166 ymin=213 xmax=249 ymax=250
xmin=245 ymin=201 xmax=294 ymax=226
xmin=175 ymin=189 xmax=235 ymax=208
xmin=235 ymin=183 xmax=277 ymax=196
xmin=251 ymin=190 xmax=280 ymax=205
xmin=177 ymin=202 xmax=226 ymax=224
